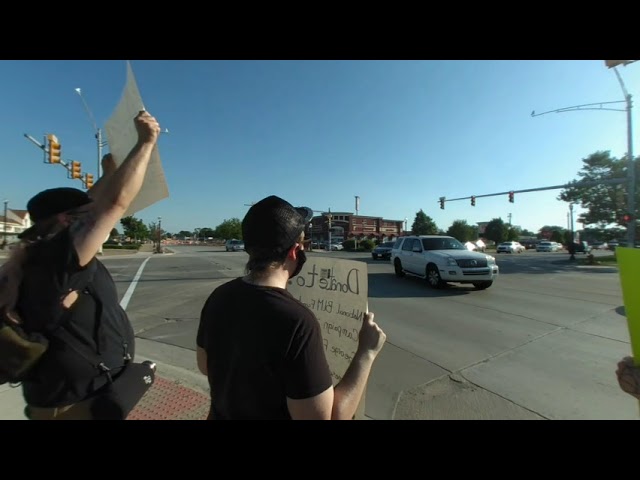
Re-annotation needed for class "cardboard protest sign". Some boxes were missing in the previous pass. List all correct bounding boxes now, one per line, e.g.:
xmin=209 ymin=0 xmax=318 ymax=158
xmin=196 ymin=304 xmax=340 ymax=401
xmin=104 ymin=61 xmax=169 ymax=216
xmin=287 ymin=256 xmax=368 ymax=419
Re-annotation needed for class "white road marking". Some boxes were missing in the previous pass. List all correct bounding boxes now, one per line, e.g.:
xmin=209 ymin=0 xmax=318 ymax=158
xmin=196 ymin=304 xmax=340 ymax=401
xmin=120 ymin=257 xmax=152 ymax=311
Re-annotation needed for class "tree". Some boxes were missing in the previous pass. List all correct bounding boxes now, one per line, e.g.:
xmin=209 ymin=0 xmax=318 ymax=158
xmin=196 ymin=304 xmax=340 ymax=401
xmin=506 ymin=227 xmax=520 ymax=241
xmin=484 ymin=218 xmax=508 ymax=244
xmin=411 ymin=209 xmax=438 ymax=235
xmin=198 ymin=227 xmax=216 ymax=239
xmin=551 ymin=230 xmax=563 ymax=243
xmin=215 ymin=218 xmax=242 ymax=240
xmin=559 ymin=151 xmax=639 ymax=228
xmin=538 ymin=225 xmax=565 ymax=240
xmin=120 ymin=216 xmax=149 ymax=241
xmin=148 ymin=221 xmax=164 ymax=243
xmin=177 ymin=230 xmax=193 ymax=239
xmin=520 ymin=229 xmax=535 ymax=237
xmin=447 ymin=220 xmax=476 ymax=242
xmin=110 ymin=228 xmax=119 ymax=238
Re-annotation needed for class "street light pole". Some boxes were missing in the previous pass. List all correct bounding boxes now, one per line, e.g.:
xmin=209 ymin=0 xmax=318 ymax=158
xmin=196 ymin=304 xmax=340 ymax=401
xmin=612 ymin=67 xmax=636 ymax=247
xmin=2 ymin=199 xmax=7 ymax=249
xmin=569 ymin=203 xmax=576 ymax=261
xmin=354 ymin=196 xmax=360 ymax=250
xmin=532 ymin=64 xmax=636 ymax=247
xmin=157 ymin=216 xmax=162 ymax=253
xmin=75 ymin=87 xmax=107 ymax=255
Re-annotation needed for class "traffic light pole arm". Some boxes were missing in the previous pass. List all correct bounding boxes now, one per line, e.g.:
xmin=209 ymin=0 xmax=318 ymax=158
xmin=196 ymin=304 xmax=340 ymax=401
xmin=439 ymin=178 xmax=627 ymax=204
xmin=24 ymin=133 xmax=91 ymax=189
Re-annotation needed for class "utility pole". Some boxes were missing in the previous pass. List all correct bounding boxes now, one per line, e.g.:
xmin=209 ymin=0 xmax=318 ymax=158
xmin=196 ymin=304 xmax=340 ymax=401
xmin=508 ymin=213 xmax=512 ymax=226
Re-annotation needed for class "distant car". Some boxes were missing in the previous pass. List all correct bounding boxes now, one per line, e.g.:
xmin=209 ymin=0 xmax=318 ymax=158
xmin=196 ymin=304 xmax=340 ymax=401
xmin=225 ymin=239 xmax=245 ymax=252
xmin=496 ymin=241 xmax=525 ymax=254
xmin=536 ymin=241 xmax=560 ymax=252
xmin=372 ymin=241 xmax=395 ymax=260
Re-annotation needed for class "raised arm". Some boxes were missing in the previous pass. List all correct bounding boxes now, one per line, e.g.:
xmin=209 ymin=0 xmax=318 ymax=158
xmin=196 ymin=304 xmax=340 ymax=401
xmin=71 ymin=111 xmax=161 ymax=266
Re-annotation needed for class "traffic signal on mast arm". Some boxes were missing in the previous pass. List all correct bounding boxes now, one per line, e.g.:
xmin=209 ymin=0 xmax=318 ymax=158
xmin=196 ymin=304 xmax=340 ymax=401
xmin=471 ymin=196 xmax=476 ymax=207
xmin=85 ymin=173 xmax=94 ymax=189
xmin=439 ymin=197 xmax=445 ymax=210
xmin=70 ymin=161 xmax=82 ymax=179
xmin=508 ymin=191 xmax=514 ymax=203
xmin=47 ymin=134 xmax=61 ymax=163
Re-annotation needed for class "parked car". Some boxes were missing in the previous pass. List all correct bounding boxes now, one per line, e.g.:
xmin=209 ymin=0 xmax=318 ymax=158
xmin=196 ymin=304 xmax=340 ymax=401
xmin=536 ymin=241 xmax=560 ymax=252
xmin=390 ymin=235 xmax=498 ymax=290
xmin=372 ymin=241 xmax=395 ymax=260
xmin=496 ymin=241 xmax=525 ymax=254
xmin=225 ymin=239 xmax=245 ymax=252
xmin=570 ymin=241 xmax=592 ymax=254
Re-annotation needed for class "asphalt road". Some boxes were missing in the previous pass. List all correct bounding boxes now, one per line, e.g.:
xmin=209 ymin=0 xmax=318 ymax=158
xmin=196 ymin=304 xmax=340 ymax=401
xmin=3 ymin=247 xmax=635 ymax=419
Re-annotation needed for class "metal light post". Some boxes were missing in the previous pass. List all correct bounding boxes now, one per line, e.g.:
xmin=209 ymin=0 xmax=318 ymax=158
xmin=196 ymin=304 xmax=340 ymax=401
xmin=532 ymin=61 xmax=636 ymax=247
xmin=157 ymin=216 xmax=162 ymax=253
xmin=75 ymin=88 xmax=107 ymax=179
xmin=569 ymin=203 xmax=576 ymax=261
xmin=2 ymin=199 xmax=7 ymax=249
xmin=354 ymin=196 xmax=360 ymax=250
xmin=404 ymin=217 xmax=408 ymax=235
xmin=75 ymin=87 xmax=107 ymax=255
xmin=327 ymin=209 xmax=332 ymax=250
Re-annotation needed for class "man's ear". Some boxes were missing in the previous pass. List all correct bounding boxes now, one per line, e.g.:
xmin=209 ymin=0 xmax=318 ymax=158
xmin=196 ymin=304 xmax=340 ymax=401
xmin=287 ymin=243 xmax=301 ymax=261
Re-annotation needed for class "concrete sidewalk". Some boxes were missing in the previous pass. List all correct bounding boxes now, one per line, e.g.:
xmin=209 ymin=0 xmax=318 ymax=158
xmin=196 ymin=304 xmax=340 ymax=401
xmin=0 ymin=353 xmax=211 ymax=421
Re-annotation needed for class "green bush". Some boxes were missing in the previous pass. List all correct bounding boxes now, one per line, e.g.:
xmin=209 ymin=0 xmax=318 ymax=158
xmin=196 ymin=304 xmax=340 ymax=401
xmin=342 ymin=239 xmax=356 ymax=250
xmin=359 ymin=239 xmax=376 ymax=251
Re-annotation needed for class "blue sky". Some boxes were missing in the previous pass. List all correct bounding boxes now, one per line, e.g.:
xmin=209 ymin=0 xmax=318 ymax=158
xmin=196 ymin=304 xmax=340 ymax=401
xmin=0 ymin=60 xmax=637 ymax=235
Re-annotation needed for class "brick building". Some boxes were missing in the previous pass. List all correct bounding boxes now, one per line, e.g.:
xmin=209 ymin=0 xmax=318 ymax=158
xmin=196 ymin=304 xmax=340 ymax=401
xmin=309 ymin=212 xmax=404 ymax=243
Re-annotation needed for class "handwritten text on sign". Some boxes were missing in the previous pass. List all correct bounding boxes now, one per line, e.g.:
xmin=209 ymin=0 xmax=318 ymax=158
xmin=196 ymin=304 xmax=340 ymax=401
xmin=288 ymin=257 xmax=368 ymax=419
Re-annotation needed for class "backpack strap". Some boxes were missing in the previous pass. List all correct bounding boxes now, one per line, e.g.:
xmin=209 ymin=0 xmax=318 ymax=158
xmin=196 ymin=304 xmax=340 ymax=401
xmin=48 ymin=281 xmax=125 ymax=384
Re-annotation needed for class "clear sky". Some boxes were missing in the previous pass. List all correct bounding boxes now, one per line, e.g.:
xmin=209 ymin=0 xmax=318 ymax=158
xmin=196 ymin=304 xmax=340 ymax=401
xmin=1 ymin=60 xmax=637 ymax=235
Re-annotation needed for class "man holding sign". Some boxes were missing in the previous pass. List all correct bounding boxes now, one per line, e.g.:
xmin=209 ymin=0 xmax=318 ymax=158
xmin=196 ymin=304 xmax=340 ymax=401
xmin=0 ymin=110 xmax=161 ymax=419
xmin=196 ymin=195 xmax=386 ymax=420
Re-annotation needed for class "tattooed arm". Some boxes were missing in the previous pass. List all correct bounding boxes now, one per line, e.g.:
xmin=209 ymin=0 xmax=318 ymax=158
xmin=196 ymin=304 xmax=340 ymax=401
xmin=71 ymin=111 xmax=161 ymax=267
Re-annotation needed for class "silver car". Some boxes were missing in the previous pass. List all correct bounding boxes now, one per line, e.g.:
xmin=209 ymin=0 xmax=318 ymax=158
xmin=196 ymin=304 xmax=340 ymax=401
xmin=225 ymin=239 xmax=245 ymax=252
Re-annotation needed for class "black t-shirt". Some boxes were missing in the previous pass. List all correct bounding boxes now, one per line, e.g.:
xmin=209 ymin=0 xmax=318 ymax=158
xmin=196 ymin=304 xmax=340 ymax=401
xmin=17 ymin=228 xmax=135 ymax=408
xmin=197 ymin=277 xmax=333 ymax=420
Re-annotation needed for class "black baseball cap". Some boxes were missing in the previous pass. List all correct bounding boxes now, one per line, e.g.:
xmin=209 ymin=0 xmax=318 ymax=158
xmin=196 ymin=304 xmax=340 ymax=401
xmin=242 ymin=195 xmax=313 ymax=255
xmin=18 ymin=187 xmax=93 ymax=239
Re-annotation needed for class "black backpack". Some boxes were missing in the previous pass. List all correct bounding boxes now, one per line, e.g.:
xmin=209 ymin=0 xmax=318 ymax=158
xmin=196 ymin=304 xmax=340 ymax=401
xmin=0 ymin=283 xmax=122 ymax=386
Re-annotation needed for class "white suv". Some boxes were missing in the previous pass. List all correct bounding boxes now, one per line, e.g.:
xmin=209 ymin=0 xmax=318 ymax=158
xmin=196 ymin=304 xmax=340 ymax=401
xmin=390 ymin=235 xmax=499 ymax=290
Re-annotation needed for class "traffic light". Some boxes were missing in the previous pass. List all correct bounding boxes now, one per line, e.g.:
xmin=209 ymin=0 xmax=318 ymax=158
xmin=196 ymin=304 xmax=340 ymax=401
xmin=471 ymin=196 xmax=476 ymax=207
xmin=508 ymin=191 xmax=514 ymax=203
xmin=70 ymin=161 xmax=82 ymax=179
xmin=622 ymin=213 xmax=633 ymax=224
xmin=47 ymin=134 xmax=61 ymax=164
xmin=85 ymin=173 xmax=94 ymax=189
xmin=439 ymin=197 xmax=445 ymax=210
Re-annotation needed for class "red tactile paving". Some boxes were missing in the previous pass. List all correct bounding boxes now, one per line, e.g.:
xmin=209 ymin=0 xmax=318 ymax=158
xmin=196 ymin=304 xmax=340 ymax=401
xmin=127 ymin=376 xmax=210 ymax=420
